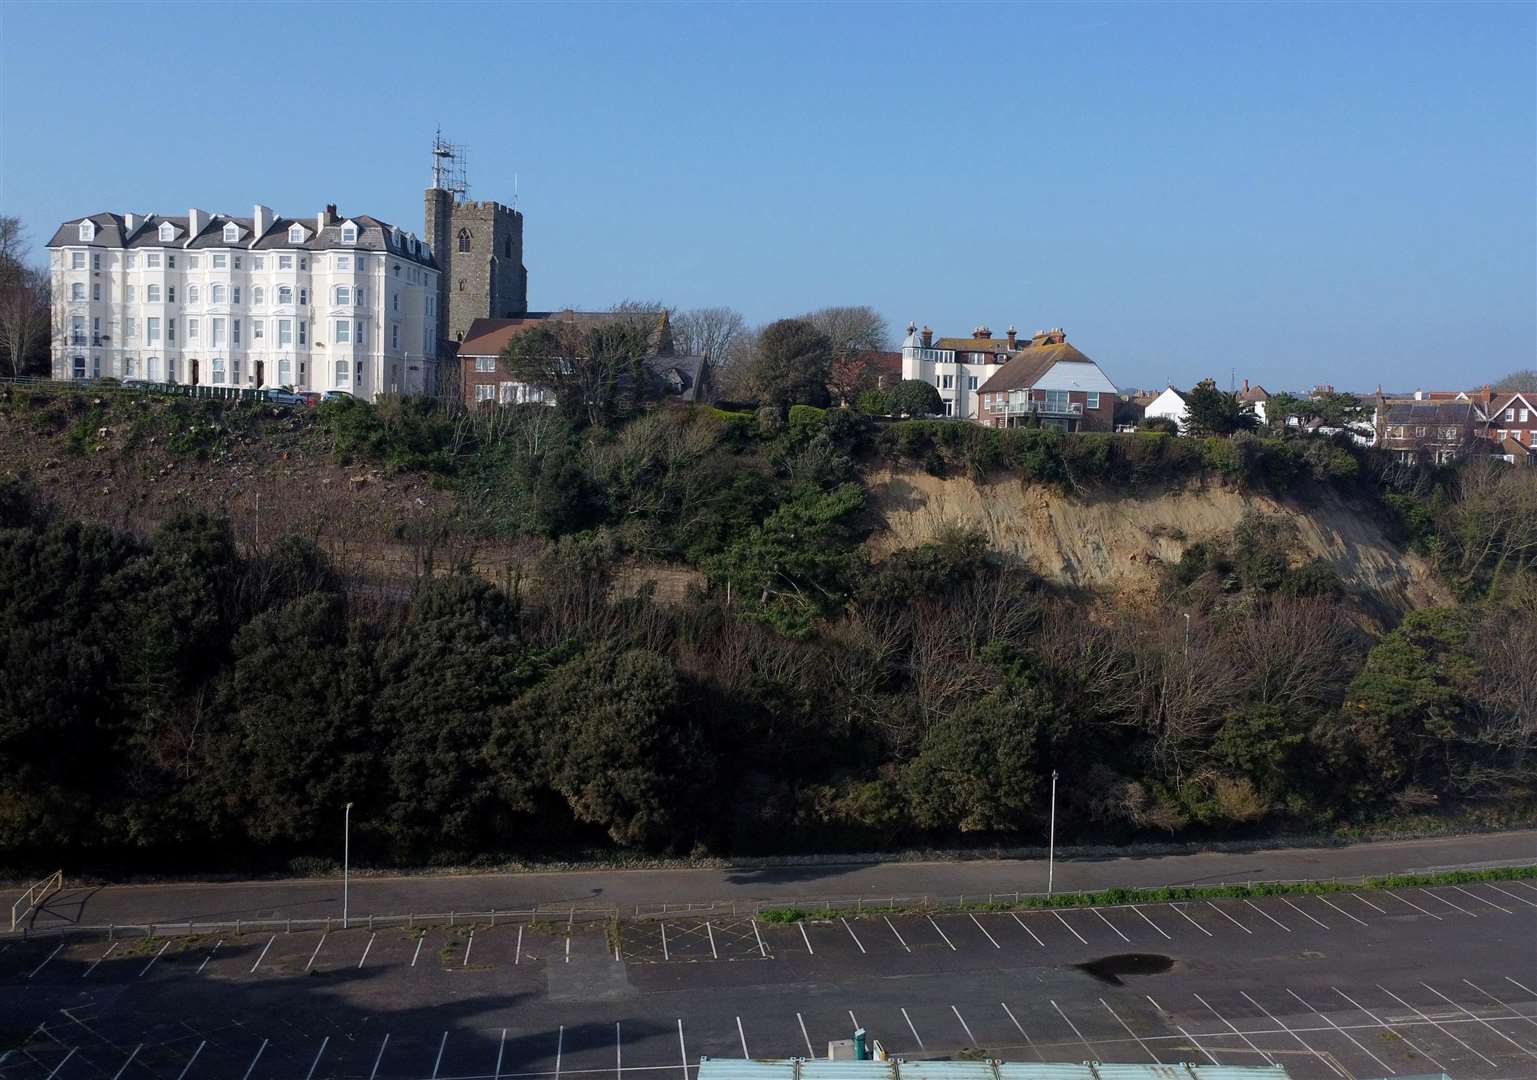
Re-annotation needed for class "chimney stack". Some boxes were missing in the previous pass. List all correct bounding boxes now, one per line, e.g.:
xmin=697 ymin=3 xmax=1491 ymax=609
xmin=325 ymin=203 xmax=339 ymax=225
xmin=316 ymin=211 xmax=327 ymax=234
xmin=189 ymin=208 xmax=206 ymax=234
xmin=1007 ymin=325 xmax=1017 ymax=348
xmin=921 ymin=326 xmax=933 ymax=348
xmin=254 ymin=204 xmax=273 ymax=236
xmin=1243 ymin=379 xmax=1249 ymax=393
xmin=125 ymin=213 xmax=137 ymax=231
xmin=977 ymin=326 xmax=992 ymax=340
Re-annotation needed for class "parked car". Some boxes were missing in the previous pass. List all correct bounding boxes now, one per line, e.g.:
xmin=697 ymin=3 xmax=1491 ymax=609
xmin=297 ymin=391 xmax=322 ymax=407
xmin=121 ymin=378 xmax=150 ymax=389
xmin=321 ymin=390 xmax=357 ymax=403
xmin=264 ymin=387 xmax=305 ymax=406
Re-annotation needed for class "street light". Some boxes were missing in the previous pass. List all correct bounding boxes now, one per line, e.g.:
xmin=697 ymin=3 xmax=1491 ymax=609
xmin=1047 ymin=769 xmax=1059 ymax=895
xmin=343 ymin=802 xmax=353 ymax=930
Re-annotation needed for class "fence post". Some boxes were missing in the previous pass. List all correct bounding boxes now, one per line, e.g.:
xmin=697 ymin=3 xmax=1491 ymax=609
xmin=451 ymin=911 xmax=456 ymax=927
xmin=368 ymin=914 xmax=374 ymax=931
xmin=109 ymin=924 xmax=116 ymax=941
xmin=857 ymin=899 xmax=862 ymax=915
xmin=287 ymin=919 xmax=292 ymax=934
xmin=408 ymin=913 xmax=414 ymax=930
xmin=237 ymin=919 xmax=242 ymax=936
xmin=325 ymin=917 xmax=330 ymax=934
xmin=149 ymin=924 xmax=155 ymax=938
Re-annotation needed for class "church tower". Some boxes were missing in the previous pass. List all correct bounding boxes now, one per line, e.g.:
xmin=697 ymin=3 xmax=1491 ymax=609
xmin=423 ymin=133 xmax=528 ymax=347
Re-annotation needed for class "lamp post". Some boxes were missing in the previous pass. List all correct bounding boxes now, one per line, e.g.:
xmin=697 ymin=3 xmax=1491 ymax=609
xmin=343 ymin=802 xmax=353 ymax=930
xmin=1047 ymin=769 xmax=1059 ymax=895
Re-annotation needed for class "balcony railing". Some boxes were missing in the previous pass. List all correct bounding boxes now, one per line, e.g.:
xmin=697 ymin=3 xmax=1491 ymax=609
xmin=1004 ymin=399 xmax=1083 ymax=416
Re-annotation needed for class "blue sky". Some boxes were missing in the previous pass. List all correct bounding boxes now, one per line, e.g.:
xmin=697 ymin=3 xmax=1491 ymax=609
xmin=2 ymin=1 xmax=1532 ymax=391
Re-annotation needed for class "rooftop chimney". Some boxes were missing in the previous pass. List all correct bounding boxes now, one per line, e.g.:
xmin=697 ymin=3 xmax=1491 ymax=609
xmin=325 ymin=203 xmax=339 ymax=225
xmin=1006 ymin=325 xmax=1017 ymax=348
xmin=921 ymin=326 xmax=933 ymax=348
xmin=189 ymin=208 xmax=206 ymax=234
xmin=316 ymin=211 xmax=327 ymax=234
xmin=124 ymin=213 xmax=137 ymax=232
xmin=254 ymin=204 xmax=273 ymax=236
xmin=1243 ymin=379 xmax=1249 ymax=392
xmin=978 ymin=326 xmax=992 ymax=339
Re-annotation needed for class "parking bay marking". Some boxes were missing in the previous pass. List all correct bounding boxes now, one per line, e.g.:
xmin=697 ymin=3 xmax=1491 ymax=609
xmin=952 ymin=1005 xmax=978 ymax=1047
xmin=110 ymin=1044 xmax=143 ymax=1080
xmin=885 ymin=917 xmax=911 ymax=952
xmin=1278 ymin=897 xmax=1329 ymax=930
xmin=1383 ymin=891 xmax=1442 ymax=920
xmin=1241 ymin=991 xmax=1347 ymax=1079
xmin=970 ymin=913 xmax=1002 ymax=949
xmin=1419 ymin=982 xmax=1537 ymax=1060
xmin=1484 ymin=882 xmax=1537 ymax=909
xmin=306 ymin=933 xmax=328 ymax=971
xmin=928 ymin=916 xmax=957 ymax=951
xmin=796 ymin=1013 xmax=815 ymax=1059
xmin=737 ymin=1017 xmax=749 ymax=1058
xmin=1169 ymin=904 xmax=1214 ymax=937
xmin=841 ymin=917 xmax=866 ymax=955
xmin=27 ymin=943 xmax=64 ymax=979
xmin=173 ymin=1041 xmax=206 ymax=1080
xmin=902 ymin=1008 xmax=924 ymax=1050
xmin=1465 ymin=978 xmax=1537 ymax=1034
xmin=1091 ymin=909 xmax=1129 ymax=943
xmin=1242 ymin=900 xmax=1290 ymax=932
xmin=358 ymin=933 xmax=375 ymax=968
xmin=1314 ymin=896 xmax=1367 ymax=926
xmin=139 ymin=940 xmax=171 ymax=977
xmin=1332 ymin=987 xmax=1445 ymax=1071
xmin=1101 ymin=998 xmax=1158 ymax=1062
xmin=1450 ymin=884 xmax=1512 ymax=914
xmin=1418 ymin=888 xmax=1477 ymax=917
xmin=1375 ymin=983 xmax=1496 ymax=1069
xmin=1052 ymin=911 xmax=1088 ymax=945
xmin=1051 ymin=999 xmax=1100 ymax=1058
xmin=798 ymin=923 xmax=814 ymax=955
xmin=1205 ymin=902 xmax=1253 ymax=935
xmin=1350 ymin=893 xmax=1387 ymax=914
xmin=196 ymin=940 xmax=222 ymax=974
xmin=1133 ymin=906 xmax=1172 ymax=940
xmin=84 ymin=942 xmax=118 ymax=978
xmin=250 ymin=935 xmax=276 ymax=974
xmin=1284 ymin=988 xmax=1394 ymax=1076
xmin=240 ymin=1039 xmax=269 ymax=1080
xmin=1149 ymin=996 xmax=1220 ymax=1068
xmin=1001 ymin=1002 xmax=1040 ymax=1060
xmin=1193 ymin=992 xmax=1274 ymax=1064
xmin=677 ymin=1019 xmax=688 ymax=1080
xmin=1010 ymin=911 xmax=1046 ymax=947
xmin=303 ymin=1037 xmax=329 ymax=1080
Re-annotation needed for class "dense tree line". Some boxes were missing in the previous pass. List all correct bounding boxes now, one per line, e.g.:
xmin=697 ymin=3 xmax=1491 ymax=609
xmin=3 ymin=391 xmax=1534 ymax=870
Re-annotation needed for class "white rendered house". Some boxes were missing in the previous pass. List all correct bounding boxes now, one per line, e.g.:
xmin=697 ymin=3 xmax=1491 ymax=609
xmin=1143 ymin=387 xmax=1189 ymax=430
xmin=900 ymin=323 xmax=1036 ymax=419
xmin=48 ymin=205 xmax=439 ymax=401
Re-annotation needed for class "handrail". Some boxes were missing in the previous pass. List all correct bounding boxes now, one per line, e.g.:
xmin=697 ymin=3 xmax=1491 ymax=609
xmin=10 ymin=870 xmax=63 ymax=931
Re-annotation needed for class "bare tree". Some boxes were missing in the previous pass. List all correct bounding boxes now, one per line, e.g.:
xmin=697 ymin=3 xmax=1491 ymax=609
xmin=0 ymin=216 xmax=50 ymax=377
xmin=1494 ymin=368 xmax=1537 ymax=391
xmin=803 ymin=305 xmax=891 ymax=359
xmin=673 ymin=306 xmax=746 ymax=362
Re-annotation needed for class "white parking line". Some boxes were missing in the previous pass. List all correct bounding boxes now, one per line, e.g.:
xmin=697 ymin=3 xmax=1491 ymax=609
xmin=1132 ymin=906 xmax=1171 ymax=940
xmin=250 ymin=935 xmax=276 ymax=974
xmin=1376 ymin=984 xmax=1497 ymax=1069
xmin=27 ymin=943 xmax=64 ymax=979
xmin=496 ymin=1029 xmax=506 ymax=1080
xmin=1010 ymin=911 xmax=1046 ymax=947
xmin=902 ymin=1008 xmax=925 ymax=1050
xmin=1193 ymin=992 xmax=1274 ymax=1064
xmin=197 ymin=939 xmax=222 ymax=974
xmin=661 ymin=922 xmax=671 ymax=961
xmin=1418 ymin=888 xmax=1477 ymax=917
xmin=174 ymin=1040 xmax=206 ymax=1080
xmin=369 ymin=1035 xmax=391 ymax=1080
xmin=555 ymin=1027 xmax=563 ymax=1080
xmin=1451 ymin=884 xmax=1512 ymax=914
xmin=1465 ymin=978 xmax=1537 ymax=1032
xmin=1100 ymin=998 xmax=1157 ymax=1062
xmin=952 ymin=1005 xmax=978 ymax=1047
xmin=1484 ymin=882 xmax=1537 ymax=908
xmin=139 ymin=940 xmax=171 ymax=977
xmin=1279 ymin=897 xmax=1329 ymax=930
xmin=840 ymin=917 xmax=866 ymax=954
xmin=677 ymin=1019 xmax=688 ymax=1080
xmin=1284 ymin=988 xmax=1394 ymax=1076
xmin=1205 ymin=902 xmax=1252 ymax=935
xmin=885 ymin=917 xmax=911 ymax=952
xmin=1052 ymin=911 xmax=1088 ymax=944
xmin=1419 ymin=982 xmax=1537 ymax=1060
xmin=1383 ymin=890 xmax=1442 ymax=920
xmin=111 ymin=1044 xmax=144 ymax=1080
xmin=849 ymin=1010 xmax=861 ymax=1031
xmin=306 ymin=933 xmax=328 ymax=970
xmin=304 ymin=1036 xmax=330 ymax=1080
xmin=1315 ymin=896 xmax=1367 ymax=926
xmin=358 ymin=933 xmax=376 ymax=968
xmin=240 ymin=1039 xmax=269 ymax=1080
xmin=706 ymin=922 xmax=718 ymax=961
xmin=1350 ymin=892 xmax=1387 ymax=914
xmin=1001 ymin=1002 xmax=1034 ymax=1048
xmin=1516 ymin=880 xmax=1537 ymax=897
xmin=970 ymin=913 xmax=1002 ymax=949
xmin=1091 ymin=909 xmax=1129 ymax=943
xmin=1170 ymin=904 xmax=1214 ymax=937
xmin=432 ymin=1031 xmax=449 ymax=1079
xmin=1332 ymin=987 xmax=1444 ymax=1070
xmin=565 ymin=932 xmax=571 ymax=964
xmin=84 ymin=942 xmax=118 ymax=978
xmin=1051 ymin=999 xmax=1099 ymax=1057
xmin=752 ymin=919 xmax=768 ymax=959
xmin=1241 ymin=991 xmax=1346 ymax=1079
xmin=43 ymin=1048 xmax=76 ymax=1080
xmin=1242 ymin=900 xmax=1290 ymax=932
xmin=515 ymin=926 xmax=523 ymax=964
xmin=797 ymin=1013 xmax=815 ymax=1059
xmin=463 ymin=931 xmax=475 ymax=967
xmin=737 ymin=1016 xmax=749 ymax=1058
xmin=928 ymin=915 xmax=957 ymax=950
xmin=798 ymin=922 xmax=814 ymax=955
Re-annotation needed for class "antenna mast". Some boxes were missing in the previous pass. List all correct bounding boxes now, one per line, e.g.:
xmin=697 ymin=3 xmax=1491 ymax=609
xmin=430 ymin=128 xmax=469 ymax=203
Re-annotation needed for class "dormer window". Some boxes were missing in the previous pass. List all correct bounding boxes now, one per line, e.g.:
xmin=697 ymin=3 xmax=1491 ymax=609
xmin=78 ymin=221 xmax=94 ymax=242
xmin=159 ymin=223 xmax=175 ymax=242
xmin=288 ymin=225 xmax=305 ymax=244
xmin=223 ymin=223 xmax=240 ymax=243
xmin=341 ymin=224 xmax=357 ymax=244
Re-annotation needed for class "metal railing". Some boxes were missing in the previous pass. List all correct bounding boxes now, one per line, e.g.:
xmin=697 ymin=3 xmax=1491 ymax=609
xmin=1004 ymin=399 xmax=1083 ymax=416
xmin=10 ymin=870 xmax=63 ymax=931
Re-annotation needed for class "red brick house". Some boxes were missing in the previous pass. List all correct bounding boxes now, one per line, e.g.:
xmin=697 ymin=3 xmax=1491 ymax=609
xmin=974 ymin=333 xmax=1118 ymax=431
xmin=1490 ymin=391 xmax=1537 ymax=452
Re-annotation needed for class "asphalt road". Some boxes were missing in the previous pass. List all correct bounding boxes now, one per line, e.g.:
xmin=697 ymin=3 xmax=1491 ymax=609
xmin=4 ymin=878 xmax=1537 ymax=1080
xmin=19 ymin=830 xmax=1537 ymax=932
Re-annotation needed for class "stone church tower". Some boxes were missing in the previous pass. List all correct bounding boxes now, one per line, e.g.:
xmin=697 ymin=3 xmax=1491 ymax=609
xmin=423 ymin=136 xmax=528 ymax=346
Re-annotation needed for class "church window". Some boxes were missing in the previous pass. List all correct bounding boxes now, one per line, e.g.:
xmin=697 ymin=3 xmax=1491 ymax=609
xmin=458 ymin=229 xmax=472 ymax=253
xmin=458 ymin=279 xmax=465 ymax=292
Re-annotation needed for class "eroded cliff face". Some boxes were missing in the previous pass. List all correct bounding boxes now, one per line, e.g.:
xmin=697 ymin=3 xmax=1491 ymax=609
xmin=864 ymin=467 xmax=1448 ymax=612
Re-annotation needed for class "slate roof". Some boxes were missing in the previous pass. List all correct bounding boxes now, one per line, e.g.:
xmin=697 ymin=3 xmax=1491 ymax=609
xmin=645 ymin=355 xmax=710 ymax=402
xmin=1492 ymin=391 xmax=1537 ymax=418
xmin=1379 ymin=401 xmax=1479 ymax=426
xmin=933 ymin=337 xmax=1021 ymax=356
xmin=1237 ymin=384 xmax=1270 ymax=402
xmin=976 ymin=341 xmax=1098 ymax=394
xmin=48 ymin=210 xmax=436 ymax=267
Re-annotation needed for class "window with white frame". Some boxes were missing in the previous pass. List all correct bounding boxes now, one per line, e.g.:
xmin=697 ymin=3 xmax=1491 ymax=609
xmin=232 ymin=286 xmax=240 ymax=304
xmin=335 ymin=320 xmax=351 ymax=343
xmin=70 ymin=251 xmax=85 ymax=269
xmin=278 ymin=255 xmax=293 ymax=270
xmin=188 ymin=284 xmax=200 ymax=304
xmin=147 ymin=317 xmax=160 ymax=343
xmin=212 ymin=358 xmax=226 ymax=383
xmin=78 ymin=222 xmax=93 ymax=241
xmin=299 ymin=257 xmax=306 ymax=270
xmin=159 ymin=223 xmax=175 ymax=242
xmin=299 ymin=288 xmax=307 ymax=306
xmin=390 ymin=323 xmax=398 ymax=349
xmin=233 ymin=359 xmax=242 ymax=384
xmin=252 ymin=256 xmax=264 ymax=270
xmin=212 ymin=254 xmax=227 ymax=269
xmin=356 ymin=321 xmax=365 ymax=346
xmin=125 ymin=253 xmax=137 ymax=268
xmin=212 ymin=318 xmax=225 ymax=347
xmin=124 ymin=317 xmax=137 ymax=341
xmin=126 ymin=285 xmax=136 ymax=303
xmin=92 ymin=253 xmax=101 ymax=270
xmin=1087 ymin=392 xmax=1100 ymax=410
xmin=253 ymin=286 xmax=265 ymax=306
xmin=336 ymin=286 xmax=351 ymax=305
xmin=70 ymin=315 xmax=86 ymax=344
xmin=147 ymin=284 xmax=160 ymax=302
xmin=288 ymin=226 xmax=304 ymax=243
xmin=476 ymin=384 xmax=495 ymax=402
xmin=188 ymin=318 xmax=200 ymax=341
xmin=185 ymin=255 xmax=198 ymax=268
xmin=167 ymin=319 xmax=175 ymax=343
xmin=92 ymin=283 xmax=100 ymax=301
xmin=233 ymin=319 xmax=241 ymax=345
xmin=167 ymin=254 xmax=175 ymax=269
xmin=70 ymin=282 xmax=85 ymax=301
xmin=967 ymin=375 xmax=978 ymax=390
xmin=336 ymin=256 xmax=350 ymax=270
xmin=211 ymin=284 xmax=225 ymax=304
xmin=278 ymin=359 xmax=291 ymax=384
xmin=335 ymin=360 xmax=349 ymax=384
xmin=223 ymin=224 xmax=239 ymax=243
xmin=341 ymin=225 xmax=357 ymax=244
xmin=233 ymin=255 xmax=241 ymax=270
xmin=475 ymin=356 xmax=495 ymax=372
xmin=168 ymin=286 xmax=175 ymax=302
xmin=298 ymin=321 xmax=306 ymax=345
xmin=356 ymin=287 xmax=365 ymax=307
xmin=277 ymin=285 xmax=292 ymax=304
xmin=146 ymin=253 xmax=161 ymax=268
xmin=278 ymin=319 xmax=293 ymax=345
xmin=1043 ymin=389 xmax=1071 ymax=412
xmin=252 ymin=319 xmax=264 ymax=341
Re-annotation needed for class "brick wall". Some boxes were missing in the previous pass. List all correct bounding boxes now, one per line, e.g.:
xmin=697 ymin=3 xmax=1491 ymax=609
xmin=975 ymin=388 xmax=1116 ymax=431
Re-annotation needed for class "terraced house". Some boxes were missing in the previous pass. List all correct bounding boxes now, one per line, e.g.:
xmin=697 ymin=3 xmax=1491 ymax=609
xmin=48 ymin=204 xmax=440 ymax=401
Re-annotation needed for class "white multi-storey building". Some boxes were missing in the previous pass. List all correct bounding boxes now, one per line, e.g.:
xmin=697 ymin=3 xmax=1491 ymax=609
xmin=47 ymin=204 xmax=439 ymax=401
xmin=899 ymin=322 xmax=1028 ymax=419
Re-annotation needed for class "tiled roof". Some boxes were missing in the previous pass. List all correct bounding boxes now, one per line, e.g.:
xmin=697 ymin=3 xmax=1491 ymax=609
xmin=978 ymin=341 xmax=1096 ymax=394
xmin=459 ymin=310 xmax=668 ymax=357
xmin=1380 ymin=401 xmax=1479 ymax=425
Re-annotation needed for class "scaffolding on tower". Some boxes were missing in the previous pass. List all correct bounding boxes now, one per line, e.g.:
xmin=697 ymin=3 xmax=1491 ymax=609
xmin=430 ymin=129 xmax=469 ymax=203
